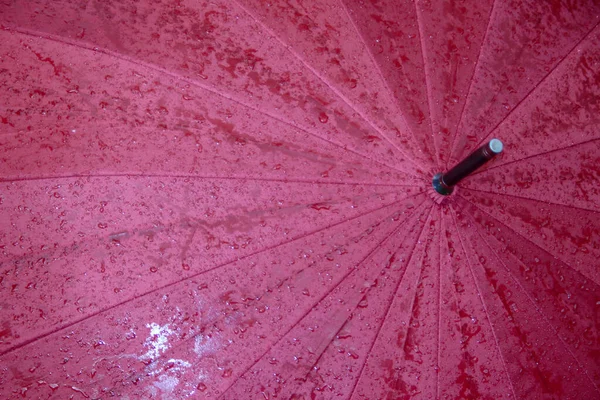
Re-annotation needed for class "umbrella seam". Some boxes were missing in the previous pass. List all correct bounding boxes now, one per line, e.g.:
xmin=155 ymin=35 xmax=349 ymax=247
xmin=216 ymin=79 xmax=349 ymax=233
xmin=465 ymin=209 xmax=600 ymax=395
xmin=4 ymin=27 xmax=419 ymax=179
xmin=459 ymin=195 xmax=600 ymax=287
xmin=385 ymin=205 xmax=436 ymax=389
xmin=298 ymin=200 xmax=433 ymax=384
xmin=448 ymin=205 xmax=519 ymax=400
xmin=0 ymin=188 xmax=419 ymax=273
xmin=0 ymin=116 xmax=417 ymax=184
xmin=469 ymin=136 xmax=600 ymax=181
xmin=217 ymin=198 xmax=432 ymax=398
xmin=414 ymin=0 xmax=442 ymax=169
xmin=0 ymin=193 xmax=427 ymax=359
xmin=436 ymin=207 xmax=444 ymax=399
xmin=348 ymin=203 xmax=435 ymax=399
xmin=445 ymin=0 xmax=498 ymax=170
xmin=460 ymin=187 xmax=600 ymax=215
xmin=461 ymin=19 xmax=600 ymax=163
xmin=230 ymin=0 xmax=430 ymax=175
xmin=337 ymin=0 xmax=432 ymax=166
xmin=0 ymin=173 xmax=420 ymax=188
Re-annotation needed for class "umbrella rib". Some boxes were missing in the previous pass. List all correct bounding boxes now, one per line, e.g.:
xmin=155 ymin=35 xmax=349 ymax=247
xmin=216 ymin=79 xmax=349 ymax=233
xmin=447 ymin=206 xmax=519 ymax=400
xmin=470 ymin=136 xmax=600 ymax=178
xmin=436 ymin=207 xmax=444 ymax=399
xmin=461 ymin=187 xmax=600 ymax=215
xmin=348 ymin=203 xmax=435 ymax=399
xmin=103 ymin=194 xmax=422 ymax=397
xmin=1 ymin=102 xmax=403 ymax=179
xmin=0 ymin=193 xmax=425 ymax=359
xmin=414 ymin=0 xmax=441 ymax=168
xmin=467 ymin=19 xmax=600 ymax=156
xmin=229 ymin=0 xmax=429 ymax=174
xmin=0 ymin=121 xmax=416 ymax=182
xmin=336 ymin=0 xmax=428 ymax=163
xmin=160 ymin=198 xmax=430 ymax=398
xmin=467 ymin=212 xmax=600 ymax=394
xmin=0 ymin=114 xmax=411 ymax=182
xmin=97 ymin=199 xmax=429 ymax=396
xmin=0 ymin=172 xmax=418 ymax=188
xmin=6 ymin=27 xmax=417 ymax=179
xmin=458 ymin=195 xmax=600 ymax=286
xmin=445 ymin=0 xmax=498 ymax=170
xmin=302 ymin=202 xmax=435 ymax=380
xmin=217 ymin=199 xmax=431 ymax=398
xmin=389 ymin=207 xmax=434 ymax=359
xmin=1 ymin=187 xmax=411 ymax=275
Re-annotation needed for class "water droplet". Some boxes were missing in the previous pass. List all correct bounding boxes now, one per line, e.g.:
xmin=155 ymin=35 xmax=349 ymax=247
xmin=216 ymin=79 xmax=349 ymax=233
xmin=197 ymin=383 xmax=207 ymax=392
xmin=337 ymin=331 xmax=351 ymax=339
xmin=149 ymin=266 xmax=158 ymax=273
xmin=222 ymin=368 xmax=233 ymax=378
xmin=318 ymin=112 xmax=329 ymax=123
xmin=97 ymin=223 xmax=108 ymax=229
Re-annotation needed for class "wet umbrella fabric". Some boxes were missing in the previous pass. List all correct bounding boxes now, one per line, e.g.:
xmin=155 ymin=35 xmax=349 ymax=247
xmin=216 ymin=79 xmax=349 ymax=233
xmin=1 ymin=0 xmax=600 ymax=399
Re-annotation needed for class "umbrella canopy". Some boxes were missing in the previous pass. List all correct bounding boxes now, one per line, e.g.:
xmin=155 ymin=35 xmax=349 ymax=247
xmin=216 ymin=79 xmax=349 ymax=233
xmin=1 ymin=0 xmax=599 ymax=398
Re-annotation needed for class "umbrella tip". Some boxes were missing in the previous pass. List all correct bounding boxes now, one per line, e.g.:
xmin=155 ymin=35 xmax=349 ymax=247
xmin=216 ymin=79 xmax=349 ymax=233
xmin=489 ymin=138 xmax=503 ymax=154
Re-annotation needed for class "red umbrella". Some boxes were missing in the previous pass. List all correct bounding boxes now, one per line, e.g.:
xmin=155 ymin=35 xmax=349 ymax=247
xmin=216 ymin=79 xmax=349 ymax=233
xmin=1 ymin=0 xmax=599 ymax=398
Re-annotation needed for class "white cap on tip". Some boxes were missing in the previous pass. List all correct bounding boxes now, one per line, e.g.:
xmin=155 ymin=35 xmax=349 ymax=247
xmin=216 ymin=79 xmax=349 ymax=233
xmin=489 ymin=138 xmax=503 ymax=154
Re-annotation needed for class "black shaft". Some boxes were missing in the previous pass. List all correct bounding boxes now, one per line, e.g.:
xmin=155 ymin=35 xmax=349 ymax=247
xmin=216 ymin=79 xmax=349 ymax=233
xmin=442 ymin=142 xmax=498 ymax=187
xmin=432 ymin=139 xmax=503 ymax=196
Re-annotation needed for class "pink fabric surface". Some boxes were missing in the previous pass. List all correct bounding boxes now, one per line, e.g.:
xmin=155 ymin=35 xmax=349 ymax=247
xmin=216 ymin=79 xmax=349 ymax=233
xmin=1 ymin=0 xmax=599 ymax=399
